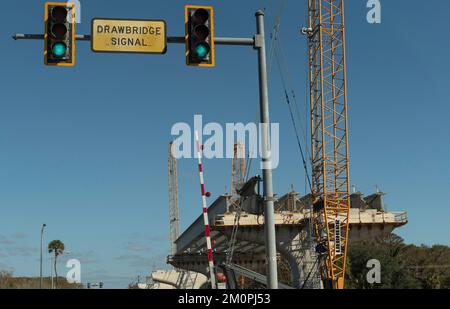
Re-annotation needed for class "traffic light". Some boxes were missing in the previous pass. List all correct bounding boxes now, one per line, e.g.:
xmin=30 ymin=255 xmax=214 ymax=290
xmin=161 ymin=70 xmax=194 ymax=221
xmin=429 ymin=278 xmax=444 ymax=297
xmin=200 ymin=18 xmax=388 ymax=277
xmin=44 ymin=2 xmax=76 ymax=66
xmin=185 ymin=5 xmax=215 ymax=67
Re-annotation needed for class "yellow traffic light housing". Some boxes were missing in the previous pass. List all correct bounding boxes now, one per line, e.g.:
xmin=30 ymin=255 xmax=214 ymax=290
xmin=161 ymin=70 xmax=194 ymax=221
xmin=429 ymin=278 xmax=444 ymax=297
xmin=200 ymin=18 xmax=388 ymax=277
xmin=44 ymin=2 xmax=76 ymax=66
xmin=185 ymin=5 xmax=215 ymax=67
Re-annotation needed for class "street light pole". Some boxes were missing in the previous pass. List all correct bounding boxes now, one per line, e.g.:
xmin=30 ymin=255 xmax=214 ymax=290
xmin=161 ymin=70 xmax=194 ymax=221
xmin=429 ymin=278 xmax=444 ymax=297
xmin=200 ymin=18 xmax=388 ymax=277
xmin=50 ymin=255 xmax=54 ymax=289
xmin=40 ymin=223 xmax=46 ymax=289
xmin=255 ymin=10 xmax=278 ymax=289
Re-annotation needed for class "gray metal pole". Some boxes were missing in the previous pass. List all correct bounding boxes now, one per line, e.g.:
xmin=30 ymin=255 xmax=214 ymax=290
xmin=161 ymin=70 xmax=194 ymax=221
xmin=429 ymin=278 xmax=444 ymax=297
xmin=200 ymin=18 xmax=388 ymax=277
xmin=39 ymin=223 xmax=46 ymax=289
xmin=50 ymin=256 xmax=54 ymax=289
xmin=255 ymin=10 xmax=278 ymax=289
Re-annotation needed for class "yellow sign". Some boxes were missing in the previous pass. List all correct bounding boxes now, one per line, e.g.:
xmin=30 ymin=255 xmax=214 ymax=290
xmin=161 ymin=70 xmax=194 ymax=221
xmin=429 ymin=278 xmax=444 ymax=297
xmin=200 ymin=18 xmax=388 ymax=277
xmin=91 ymin=18 xmax=166 ymax=54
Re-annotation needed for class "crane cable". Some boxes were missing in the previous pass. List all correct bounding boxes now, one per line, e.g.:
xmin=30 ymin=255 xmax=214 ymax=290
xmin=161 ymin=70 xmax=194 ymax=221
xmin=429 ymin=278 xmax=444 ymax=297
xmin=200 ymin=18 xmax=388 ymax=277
xmin=273 ymin=17 xmax=316 ymax=239
xmin=275 ymin=35 xmax=311 ymax=162
xmin=274 ymin=38 xmax=313 ymax=193
xmin=265 ymin=0 xmax=313 ymax=195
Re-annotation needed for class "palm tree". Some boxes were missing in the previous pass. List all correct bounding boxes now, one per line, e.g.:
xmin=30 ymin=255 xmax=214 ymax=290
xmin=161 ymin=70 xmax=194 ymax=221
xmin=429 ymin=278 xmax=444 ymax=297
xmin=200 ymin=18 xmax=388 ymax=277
xmin=48 ymin=240 xmax=65 ymax=289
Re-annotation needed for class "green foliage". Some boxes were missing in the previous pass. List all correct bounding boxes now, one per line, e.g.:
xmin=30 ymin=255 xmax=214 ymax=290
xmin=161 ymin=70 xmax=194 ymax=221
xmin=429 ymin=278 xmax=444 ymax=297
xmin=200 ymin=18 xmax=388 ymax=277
xmin=0 ymin=271 xmax=82 ymax=289
xmin=347 ymin=234 xmax=450 ymax=289
xmin=48 ymin=240 xmax=65 ymax=256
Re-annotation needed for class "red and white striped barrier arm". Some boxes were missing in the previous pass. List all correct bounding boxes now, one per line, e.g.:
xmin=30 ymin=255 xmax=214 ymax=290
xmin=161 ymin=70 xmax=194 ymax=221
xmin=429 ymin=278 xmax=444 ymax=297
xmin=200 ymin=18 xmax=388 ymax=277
xmin=195 ymin=131 xmax=217 ymax=289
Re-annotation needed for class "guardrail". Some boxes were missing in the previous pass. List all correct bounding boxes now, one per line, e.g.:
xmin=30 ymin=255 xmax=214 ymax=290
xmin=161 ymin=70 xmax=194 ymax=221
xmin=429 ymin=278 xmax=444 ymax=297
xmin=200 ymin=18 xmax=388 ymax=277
xmin=393 ymin=212 xmax=408 ymax=223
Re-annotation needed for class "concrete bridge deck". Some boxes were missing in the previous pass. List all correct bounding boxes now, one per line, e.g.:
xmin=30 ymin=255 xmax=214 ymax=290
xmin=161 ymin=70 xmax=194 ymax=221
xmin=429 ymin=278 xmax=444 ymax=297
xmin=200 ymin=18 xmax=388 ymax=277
xmin=168 ymin=187 xmax=407 ymax=288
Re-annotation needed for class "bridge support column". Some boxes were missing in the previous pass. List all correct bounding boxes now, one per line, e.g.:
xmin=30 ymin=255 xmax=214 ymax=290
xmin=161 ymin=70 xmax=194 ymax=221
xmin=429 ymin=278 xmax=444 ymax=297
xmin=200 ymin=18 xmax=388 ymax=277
xmin=277 ymin=227 xmax=321 ymax=289
xmin=225 ymin=223 xmax=322 ymax=289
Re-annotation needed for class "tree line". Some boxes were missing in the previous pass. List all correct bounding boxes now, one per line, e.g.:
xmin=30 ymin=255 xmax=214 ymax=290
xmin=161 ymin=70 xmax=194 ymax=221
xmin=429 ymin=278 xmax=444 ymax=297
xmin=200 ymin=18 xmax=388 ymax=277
xmin=346 ymin=233 xmax=450 ymax=289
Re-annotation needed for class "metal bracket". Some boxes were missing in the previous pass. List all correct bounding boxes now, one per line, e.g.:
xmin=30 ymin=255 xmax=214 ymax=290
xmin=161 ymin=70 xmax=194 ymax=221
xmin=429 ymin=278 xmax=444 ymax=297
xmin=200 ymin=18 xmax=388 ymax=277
xmin=264 ymin=196 xmax=276 ymax=202
xmin=300 ymin=27 xmax=314 ymax=37
xmin=253 ymin=34 xmax=263 ymax=49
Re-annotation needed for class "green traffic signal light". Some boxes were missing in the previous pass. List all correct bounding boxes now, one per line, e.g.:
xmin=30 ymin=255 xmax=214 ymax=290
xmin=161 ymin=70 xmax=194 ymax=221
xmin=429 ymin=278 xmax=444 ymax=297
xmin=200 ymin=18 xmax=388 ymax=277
xmin=194 ymin=43 xmax=210 ymax=59
xmin=52 ymin=42 xmax=67 ymax=57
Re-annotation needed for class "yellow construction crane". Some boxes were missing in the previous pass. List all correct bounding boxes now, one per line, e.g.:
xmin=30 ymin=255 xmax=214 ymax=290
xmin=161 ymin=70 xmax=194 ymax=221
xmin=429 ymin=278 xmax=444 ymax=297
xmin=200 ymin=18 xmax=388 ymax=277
xmin=303 ymin=0 xmax=351 ymax=289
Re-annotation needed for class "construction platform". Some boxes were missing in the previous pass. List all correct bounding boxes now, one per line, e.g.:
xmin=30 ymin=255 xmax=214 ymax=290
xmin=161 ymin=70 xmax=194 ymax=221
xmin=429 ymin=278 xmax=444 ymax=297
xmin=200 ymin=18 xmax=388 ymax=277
xmin=165 ymin=177 xmax=407 ymax=289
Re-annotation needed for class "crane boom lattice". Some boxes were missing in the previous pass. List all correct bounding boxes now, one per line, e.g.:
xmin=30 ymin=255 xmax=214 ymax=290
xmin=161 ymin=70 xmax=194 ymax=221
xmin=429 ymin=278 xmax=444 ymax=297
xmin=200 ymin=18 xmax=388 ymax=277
xmin=307 ymin=0 xmax=351 ymax=289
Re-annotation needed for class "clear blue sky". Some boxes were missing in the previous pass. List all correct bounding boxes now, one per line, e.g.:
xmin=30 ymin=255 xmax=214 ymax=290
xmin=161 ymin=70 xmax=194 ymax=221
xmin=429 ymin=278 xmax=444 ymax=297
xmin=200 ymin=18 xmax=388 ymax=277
xmin=0 ymin=0 xmax=449 ymax=288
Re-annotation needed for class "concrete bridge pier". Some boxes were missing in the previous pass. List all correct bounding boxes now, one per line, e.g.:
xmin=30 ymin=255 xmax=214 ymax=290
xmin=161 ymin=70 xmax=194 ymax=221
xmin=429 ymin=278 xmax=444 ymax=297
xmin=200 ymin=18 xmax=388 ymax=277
xmin=222 ymin=221 xmax=321 ymax=288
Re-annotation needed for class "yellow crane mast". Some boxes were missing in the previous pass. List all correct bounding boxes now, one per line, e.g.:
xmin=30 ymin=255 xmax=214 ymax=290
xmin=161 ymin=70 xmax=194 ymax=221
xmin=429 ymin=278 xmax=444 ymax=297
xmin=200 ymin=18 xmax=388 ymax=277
xmin=304 ymin=0 xmax=351 ymax=289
